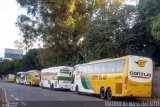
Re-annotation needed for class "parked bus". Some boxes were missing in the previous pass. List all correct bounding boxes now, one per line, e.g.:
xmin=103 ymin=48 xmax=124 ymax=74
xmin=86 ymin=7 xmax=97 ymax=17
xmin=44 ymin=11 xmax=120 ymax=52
xmin=71 ymin=55 xmax=153 ymax=100
xmin=6 ymin=74 xmax=15 ymax=82
xmin=25 ymin=70 xmax=40 ymax=86
xmin=40 ymin=66 xmax=73 ymax=90
xmin=16 ymin=72 xmax=26 ymax=84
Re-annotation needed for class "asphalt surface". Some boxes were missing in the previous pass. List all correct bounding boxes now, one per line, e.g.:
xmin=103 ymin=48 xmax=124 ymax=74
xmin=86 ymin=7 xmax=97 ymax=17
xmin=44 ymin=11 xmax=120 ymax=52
xmin=0 ymin=81 xmax=159 ymax=107
xmin=0 ymin=81 xmax=104 ymax=107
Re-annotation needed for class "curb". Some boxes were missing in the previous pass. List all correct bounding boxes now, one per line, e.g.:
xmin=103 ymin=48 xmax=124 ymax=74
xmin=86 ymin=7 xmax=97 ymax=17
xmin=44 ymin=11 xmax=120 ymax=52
xmin=0 ymin=87 xmax=9 ymax=107
xmin=0 ymin=88 xmax=5 ymax=101
xmin=137 ymin=98 xmax=160 ymax=102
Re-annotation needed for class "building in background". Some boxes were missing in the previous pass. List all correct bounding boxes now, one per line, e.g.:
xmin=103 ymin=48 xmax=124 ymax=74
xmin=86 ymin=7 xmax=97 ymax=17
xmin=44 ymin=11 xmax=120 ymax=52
xmin=4 ymin=48 xmax=23 ymax=59
xmin=0 ymin=57 xmax=3 ymax=62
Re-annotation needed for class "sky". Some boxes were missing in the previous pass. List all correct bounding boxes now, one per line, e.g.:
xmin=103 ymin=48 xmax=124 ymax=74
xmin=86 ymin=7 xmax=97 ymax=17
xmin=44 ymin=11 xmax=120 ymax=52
xmin=0 ymin=0 xmax=137 ymax=58
xmin=0 ymin=0 xmax=26 ymax=57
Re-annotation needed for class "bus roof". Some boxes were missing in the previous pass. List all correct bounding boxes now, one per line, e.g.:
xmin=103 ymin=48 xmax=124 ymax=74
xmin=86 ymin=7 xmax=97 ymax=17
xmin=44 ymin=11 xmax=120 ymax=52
xmin=74 ymin=55 xmax=152 ymax=67
xmin=48 ymin=66 xmax=73 ymax=69
xmin=7 ymin=74 xmax=15 ymax=76
xmin=16 ymin=72 xmax=26 ymax=74
xmin=41 ymin=66 xmax=73 ymax=73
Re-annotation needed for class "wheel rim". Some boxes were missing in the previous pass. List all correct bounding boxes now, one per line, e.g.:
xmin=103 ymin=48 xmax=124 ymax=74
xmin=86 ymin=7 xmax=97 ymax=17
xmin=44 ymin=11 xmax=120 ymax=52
xmin=41 ymin=83 xmax=43 ymax=88
xmin=52 ymin=85 xmax=54 ymax=90
xmin=51 ymin=84 xmax=54 ymax=90
xmin=101 ymin=89 xmax=105 ymax=98
xmin=76 ymin=86 xmax=79 ymax=94
xmin=107 ymin=89 xmax=112 ymax=100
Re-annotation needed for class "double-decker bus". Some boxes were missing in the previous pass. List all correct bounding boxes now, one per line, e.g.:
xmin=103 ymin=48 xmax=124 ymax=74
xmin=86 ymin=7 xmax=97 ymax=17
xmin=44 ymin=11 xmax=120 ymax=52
xmin=40 ymin=66 xmax=73 ymax=90
xmin=6 ymin=74 xmax=15 ymax=82
xmin=71 ymin=55 xmax=153 ymax=100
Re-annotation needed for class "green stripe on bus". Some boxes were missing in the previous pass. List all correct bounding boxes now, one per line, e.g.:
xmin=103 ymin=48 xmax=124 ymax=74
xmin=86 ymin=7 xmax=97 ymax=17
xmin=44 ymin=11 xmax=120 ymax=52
xmin=84 ymin=76 xmax=92 ymax=89
xmin=81 ymin=76 xmax=88 ymax=89
xmin=81 ymin=75 xmax=92 ymax=89
xmin=60 ymin=71 xmax=69 ymax=74
xmin=57 ymin=76 xmax=71 ymax=81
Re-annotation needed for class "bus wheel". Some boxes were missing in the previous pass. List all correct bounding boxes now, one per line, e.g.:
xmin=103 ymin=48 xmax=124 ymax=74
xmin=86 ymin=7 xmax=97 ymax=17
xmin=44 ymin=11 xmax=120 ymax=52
xmin=106 ymin=88 xmax=113 ymax=100
xmin=100 ymin=87 xmax=107 ymax=99
xmin=50 ymin=84 xmax=54 ymax=91
xmin=41 ymin=83 xmax=44 ymax=89
xmin=76 ymin=85 xmax=80 ymax=95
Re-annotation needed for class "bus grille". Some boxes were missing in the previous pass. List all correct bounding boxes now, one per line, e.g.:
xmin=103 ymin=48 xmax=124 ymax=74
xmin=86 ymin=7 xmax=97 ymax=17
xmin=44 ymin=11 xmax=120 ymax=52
xmin=116 ymin=83 xmax=122 ymax=94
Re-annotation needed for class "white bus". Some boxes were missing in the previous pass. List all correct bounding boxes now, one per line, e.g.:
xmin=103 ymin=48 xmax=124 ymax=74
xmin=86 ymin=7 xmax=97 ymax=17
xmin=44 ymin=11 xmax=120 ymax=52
xmin=40 ymin=66 xmax=73 ymax=90
xmin=16 ymin=72 xmax=26 ymax=84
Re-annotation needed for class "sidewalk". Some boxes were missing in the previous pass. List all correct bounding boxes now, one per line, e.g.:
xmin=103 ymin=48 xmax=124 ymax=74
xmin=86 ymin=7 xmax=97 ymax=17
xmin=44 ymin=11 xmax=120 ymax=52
xmin=137 ymin=98 xmax=160 ymax=102
xmin=0 ymin=87 xmax=5 ymax=101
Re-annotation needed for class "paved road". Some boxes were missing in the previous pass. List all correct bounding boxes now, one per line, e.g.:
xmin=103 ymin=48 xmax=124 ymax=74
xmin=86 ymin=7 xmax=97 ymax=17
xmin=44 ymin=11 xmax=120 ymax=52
xmin=0 ymin=81 xmax=159 ymax=107
xmin=0 ymin=81 xmax=103 ymax=101
xmin=0 ymin=81 xmax=104 ymax=107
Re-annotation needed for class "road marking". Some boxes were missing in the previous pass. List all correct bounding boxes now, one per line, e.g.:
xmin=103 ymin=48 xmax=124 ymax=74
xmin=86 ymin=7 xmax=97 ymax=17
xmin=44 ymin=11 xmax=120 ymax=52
xmin=15 ymin=98 xmax=20 ymax=101
xmin=2 ymin=88 xmax=9 ymax=107
xmin=58 ymin=99 xmax=65 ymax=101
xmin=10 ymin=95 xmax=14 ymax=97
xmin=21 ymin=102 xmax=27 ymax=106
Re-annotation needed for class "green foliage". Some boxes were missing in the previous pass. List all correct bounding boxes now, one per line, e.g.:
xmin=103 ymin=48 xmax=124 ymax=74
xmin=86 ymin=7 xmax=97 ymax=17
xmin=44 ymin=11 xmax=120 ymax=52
xmin=151 ymin=14 xmax=160 ymax=41
xmin=0 ymin=49 xmax=43 ymax=75
xmin=13 ymin=0 xmax=160 ymax=68
xmin=0 ymin=60 xmax=14 ymax=75
xmin=21 ymin=49 xmax=42 ymax=70
xmin=16 ymin=0 xmax=107 ymax=66
xmin=82 ymin=4 xmax=138 ymax=61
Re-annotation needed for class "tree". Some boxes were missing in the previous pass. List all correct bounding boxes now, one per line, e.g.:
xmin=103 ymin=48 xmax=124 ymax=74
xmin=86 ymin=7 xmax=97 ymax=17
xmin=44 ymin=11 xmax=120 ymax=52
xmin=15 ymin=0 xmax=160 ymax=66
xmin=16 ymin=0 xmax=107 ymax=65
xmin=20 ymin=49 xmax=42 ymax=70
xmin=82 ymin=3 xmax=138 ymax=61
xmin=0 ymin=60 xmax=14 ymax=75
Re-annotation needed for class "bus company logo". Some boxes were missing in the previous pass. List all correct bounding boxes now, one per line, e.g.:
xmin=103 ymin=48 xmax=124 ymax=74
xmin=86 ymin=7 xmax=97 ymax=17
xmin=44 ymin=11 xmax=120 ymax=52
xmin=130 ymin=71 xmax=151 ymax=79
xmin=135 ymin=60 xmax=147 ymax=67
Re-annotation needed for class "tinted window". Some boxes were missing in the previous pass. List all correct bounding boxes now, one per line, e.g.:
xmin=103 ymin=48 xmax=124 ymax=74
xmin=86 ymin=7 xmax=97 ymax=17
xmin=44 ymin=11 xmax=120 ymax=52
xmin=116 ymin=60 xmax=125 ymax=72
xmin=108 ymin=61 xmax=116 ymax=73
xmin=78 ymin=66 xmax=86 ymax=74
xmin=101 ymin=62 xmax=108 ymax=73
xmin=94 ymin=63 xmax=101 ymax=73
xmin=77 ymin=66 xmax=81 ymax=74
xmin=101 ymin=61 xmax=116 ymax=73
xmin=82 ymin=65 xmax=87 ymax=74
xmin=88 ymin=64 xmax=94 ymax=74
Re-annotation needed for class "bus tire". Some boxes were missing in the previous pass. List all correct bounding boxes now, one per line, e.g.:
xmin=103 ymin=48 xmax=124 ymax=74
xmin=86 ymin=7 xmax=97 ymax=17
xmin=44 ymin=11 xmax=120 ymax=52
xmin=106 ymin=88 xmax=113 ymax=100
xmin=41 ymin=83 xmax=44 ymax=89
xmin=100 ymin=87 xmax=107 ymax=99
xmin=50 ymin=84 xmax=54 ymax=91
xmin=76 ymin=85 xmax=80 ymax=95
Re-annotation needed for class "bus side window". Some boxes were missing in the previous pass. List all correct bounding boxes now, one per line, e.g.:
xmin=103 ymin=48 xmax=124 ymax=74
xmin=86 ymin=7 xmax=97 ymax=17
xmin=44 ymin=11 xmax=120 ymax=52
xmin=101 ymin=62 xmax=108 ymax=73
xmin=88 ymin=64 xmax=93 ymax=74
xmin=116 ymin=60 xmax=125 ymax=73
xmin=81 ymin=66 xmax=85 ymax=74
xmin=83 ymin=65 xmax=86 ymax=74
xmin=94 ymin=63 xmax=101 ymax=74
xmin=77 ymin=66 xmax=81 ymax=75
xmin=108 ymin=61 xmax=116 ymax=73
